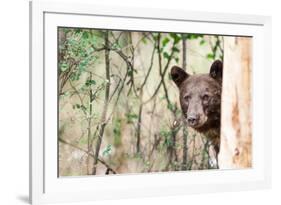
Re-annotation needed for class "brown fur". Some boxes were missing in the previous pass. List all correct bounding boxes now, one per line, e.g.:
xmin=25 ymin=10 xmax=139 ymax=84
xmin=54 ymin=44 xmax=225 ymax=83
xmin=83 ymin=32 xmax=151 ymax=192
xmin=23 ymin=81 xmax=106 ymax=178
xmin=170 ymin=60 xmax=223 ymax=153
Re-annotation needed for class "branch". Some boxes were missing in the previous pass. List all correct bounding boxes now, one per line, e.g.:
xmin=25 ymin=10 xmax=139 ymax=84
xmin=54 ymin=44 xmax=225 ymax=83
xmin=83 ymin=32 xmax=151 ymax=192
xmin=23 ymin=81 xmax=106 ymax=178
xmin=105 ymin=69 xmax=129 ymax=125
xmin=109 ymin=75 xmax=122 ymax=102
xmin=58 ymin=137 xmax=117 ymax=174
xmin=140 ymin=43 xmax=156 ymax=90
xmin=142 ymin=38 xmax=177 ymax=105
xmin=182 ymin=34 xmax=187 ymax=70
xmin=92 ymin=31 xmax=111 ymax=175
xmin=107 ymin=37 xmax=138 ymax=97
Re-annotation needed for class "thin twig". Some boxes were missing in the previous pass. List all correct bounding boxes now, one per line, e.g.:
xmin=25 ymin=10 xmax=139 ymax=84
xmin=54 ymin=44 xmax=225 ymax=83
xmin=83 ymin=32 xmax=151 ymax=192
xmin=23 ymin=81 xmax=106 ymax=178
xmin=59 ymin=137 xmax=117 ymax=174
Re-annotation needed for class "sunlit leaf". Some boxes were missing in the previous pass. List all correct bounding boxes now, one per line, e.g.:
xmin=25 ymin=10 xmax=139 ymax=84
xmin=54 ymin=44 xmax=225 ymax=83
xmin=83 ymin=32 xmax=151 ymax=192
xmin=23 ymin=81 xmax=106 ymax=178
xmin=162 ymin=37 xmax=170 ymax=47
xmin=207 ymin=53 xmax=215 ymax=60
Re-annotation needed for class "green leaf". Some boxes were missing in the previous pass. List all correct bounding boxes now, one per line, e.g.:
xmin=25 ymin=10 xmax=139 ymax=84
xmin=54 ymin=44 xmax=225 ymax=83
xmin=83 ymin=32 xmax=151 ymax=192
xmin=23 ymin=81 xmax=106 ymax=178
xmin=162 ymin=37 xmax=170 ymax=47
xmin=172 ymin=47 xmax=180 ymax=53
xmin=169 ymin=33 xmax=181 ymax=44
xmin=128 ymin=70 xmax=133 ymax=76
xmin=60 ymin=63 xmax=69 ymax=72
xmin=142 ymin=38 xmax=147 ymax=44
xmin=82 ymin=31 xmax=89 ymax=39
xmin=206 ymin=53 xmax=215 ymax=60
xmin=113 ymin=119 xmax=122 ymax=146
xmin=174 ymin=57 xmax=179 ymax=63
xmin=163 ymin=52 xmax=170 ymax=59
xmin=159 ymin=129 xmax=173 ymax=147
xmin=152 ymin=33 xmax=159 ymax=41
xmin=72 ymin=104 xmax=87 ymax=112
xmin=167 ymin=102 xmax=176 ymax=111
xmin=187 ymin=34 xmax=204 ymax=40
xmin=112 ymin=43 xmax=121 ymax=50
xmin=75 ymin=29 xmax=82 ymax=34
xmin=102 ymin=145 xmax=112 ymax=156
xmin=79 ymin=61 xmax=87 ymax=72
xmin=85 ymin=79 xmax=96 ymax=86
xmin=125 ymin=113 xmax=138 ymax=123
xmin=72 ymin=104 xmax=80 ymax=109
xmin=200 ymin=39 xmax=206 ymax=45
xmin=80 ymin=105 xmax=87 ymax=111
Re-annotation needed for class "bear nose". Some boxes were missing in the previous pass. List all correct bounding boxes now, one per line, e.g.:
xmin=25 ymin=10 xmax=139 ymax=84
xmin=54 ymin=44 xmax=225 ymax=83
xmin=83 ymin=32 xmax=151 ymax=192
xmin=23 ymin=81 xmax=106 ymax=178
xmin=187 ymin=115 xmax=199 ymax=126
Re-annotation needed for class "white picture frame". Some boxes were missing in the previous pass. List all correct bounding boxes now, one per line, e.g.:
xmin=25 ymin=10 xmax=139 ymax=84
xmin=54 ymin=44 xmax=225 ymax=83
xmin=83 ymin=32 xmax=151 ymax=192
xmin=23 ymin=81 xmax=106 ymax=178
xmin=29 ymin=1 xmax=272 ymax=204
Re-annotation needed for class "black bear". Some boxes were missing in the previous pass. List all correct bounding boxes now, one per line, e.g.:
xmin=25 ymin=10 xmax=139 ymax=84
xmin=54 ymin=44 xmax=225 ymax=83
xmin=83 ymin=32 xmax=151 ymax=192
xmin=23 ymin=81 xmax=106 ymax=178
xmin=170 ymin=60 xmax=223 ymax=154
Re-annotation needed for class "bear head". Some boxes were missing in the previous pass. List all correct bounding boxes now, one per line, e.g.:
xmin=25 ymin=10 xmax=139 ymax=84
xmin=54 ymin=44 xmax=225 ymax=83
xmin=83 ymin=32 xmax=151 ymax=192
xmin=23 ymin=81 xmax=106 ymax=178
xmin=170 ymin=60 xmax=223 ymax=133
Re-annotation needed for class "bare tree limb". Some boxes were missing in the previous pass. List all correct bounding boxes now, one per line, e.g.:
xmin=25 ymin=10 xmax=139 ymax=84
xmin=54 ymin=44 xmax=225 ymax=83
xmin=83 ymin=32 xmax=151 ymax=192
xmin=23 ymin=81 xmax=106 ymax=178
xmin=59 ymin=137 xmax=117 ymax=174
xmin=92 ymin=31 xmax=111 ymax=175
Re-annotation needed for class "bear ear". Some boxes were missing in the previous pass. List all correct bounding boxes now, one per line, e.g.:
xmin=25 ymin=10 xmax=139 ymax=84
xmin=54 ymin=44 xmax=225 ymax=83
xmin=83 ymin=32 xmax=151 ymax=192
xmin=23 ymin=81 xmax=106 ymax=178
xmin=170 ymin=66 xmax=189 ymax=87
xmin=209 ymin=60 xmax=223 ymax=81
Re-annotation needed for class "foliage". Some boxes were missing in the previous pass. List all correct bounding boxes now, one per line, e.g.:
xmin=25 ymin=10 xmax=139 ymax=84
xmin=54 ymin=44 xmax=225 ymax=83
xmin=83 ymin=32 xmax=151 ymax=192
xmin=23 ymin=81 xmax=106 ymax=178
xmin=58 ymin=28 xmax=223 ymax=176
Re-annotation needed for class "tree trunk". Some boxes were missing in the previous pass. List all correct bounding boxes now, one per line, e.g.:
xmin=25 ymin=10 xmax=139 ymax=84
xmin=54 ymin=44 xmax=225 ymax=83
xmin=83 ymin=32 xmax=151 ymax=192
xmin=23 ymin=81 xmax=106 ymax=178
xmin=136 ymin=92 xmax=143 ymax=154
xmin=92 ymin=31 xmax=111 ymax=175
xmin=219 ymin=37 xmax=252 ymax=169
xmin=86 ymin=73 xmax=93 ymax=175
xmin=181 ymin=36 xmax=188 ymax=170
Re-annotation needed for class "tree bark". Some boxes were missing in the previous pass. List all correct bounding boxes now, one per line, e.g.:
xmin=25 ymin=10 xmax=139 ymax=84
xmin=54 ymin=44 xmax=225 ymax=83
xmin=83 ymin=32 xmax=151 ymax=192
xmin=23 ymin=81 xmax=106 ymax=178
xmin=92 ymin=31 xmax=111 ymax=175
xmin=182 ymin=36 xmax=187 ymax=70
xmin=136 ymin=92 xmax=143 ymax=153
xmin=86 ymin=73 xmax=93 ymax=174
xmin=181 ymin=35 xmax=188 ymax=170
xmin=218 ymin=37 xmax=252 ymax=169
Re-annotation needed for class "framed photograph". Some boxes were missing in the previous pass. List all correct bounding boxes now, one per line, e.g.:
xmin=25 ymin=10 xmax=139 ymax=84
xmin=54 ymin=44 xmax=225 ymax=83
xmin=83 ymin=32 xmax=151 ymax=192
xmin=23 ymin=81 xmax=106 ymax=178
xmin=30 ymin=1 xmax=271 ymax=204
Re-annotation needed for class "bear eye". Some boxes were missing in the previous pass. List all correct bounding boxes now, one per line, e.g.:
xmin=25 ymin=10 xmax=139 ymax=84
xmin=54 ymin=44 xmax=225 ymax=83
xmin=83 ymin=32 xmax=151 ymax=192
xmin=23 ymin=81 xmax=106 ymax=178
xmin=184 ymin=95 xmax=190 ymax=101
xmin=202 ymin=94 xmax=209 ymax=101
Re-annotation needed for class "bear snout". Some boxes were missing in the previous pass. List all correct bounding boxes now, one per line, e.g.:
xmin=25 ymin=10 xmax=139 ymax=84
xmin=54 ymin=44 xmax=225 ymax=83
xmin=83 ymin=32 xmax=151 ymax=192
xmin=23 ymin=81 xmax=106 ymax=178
xmin=187 ymin=114 xmax=199 ymax=127
xmin=185 ymin=112 xmax=208 ymax=129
